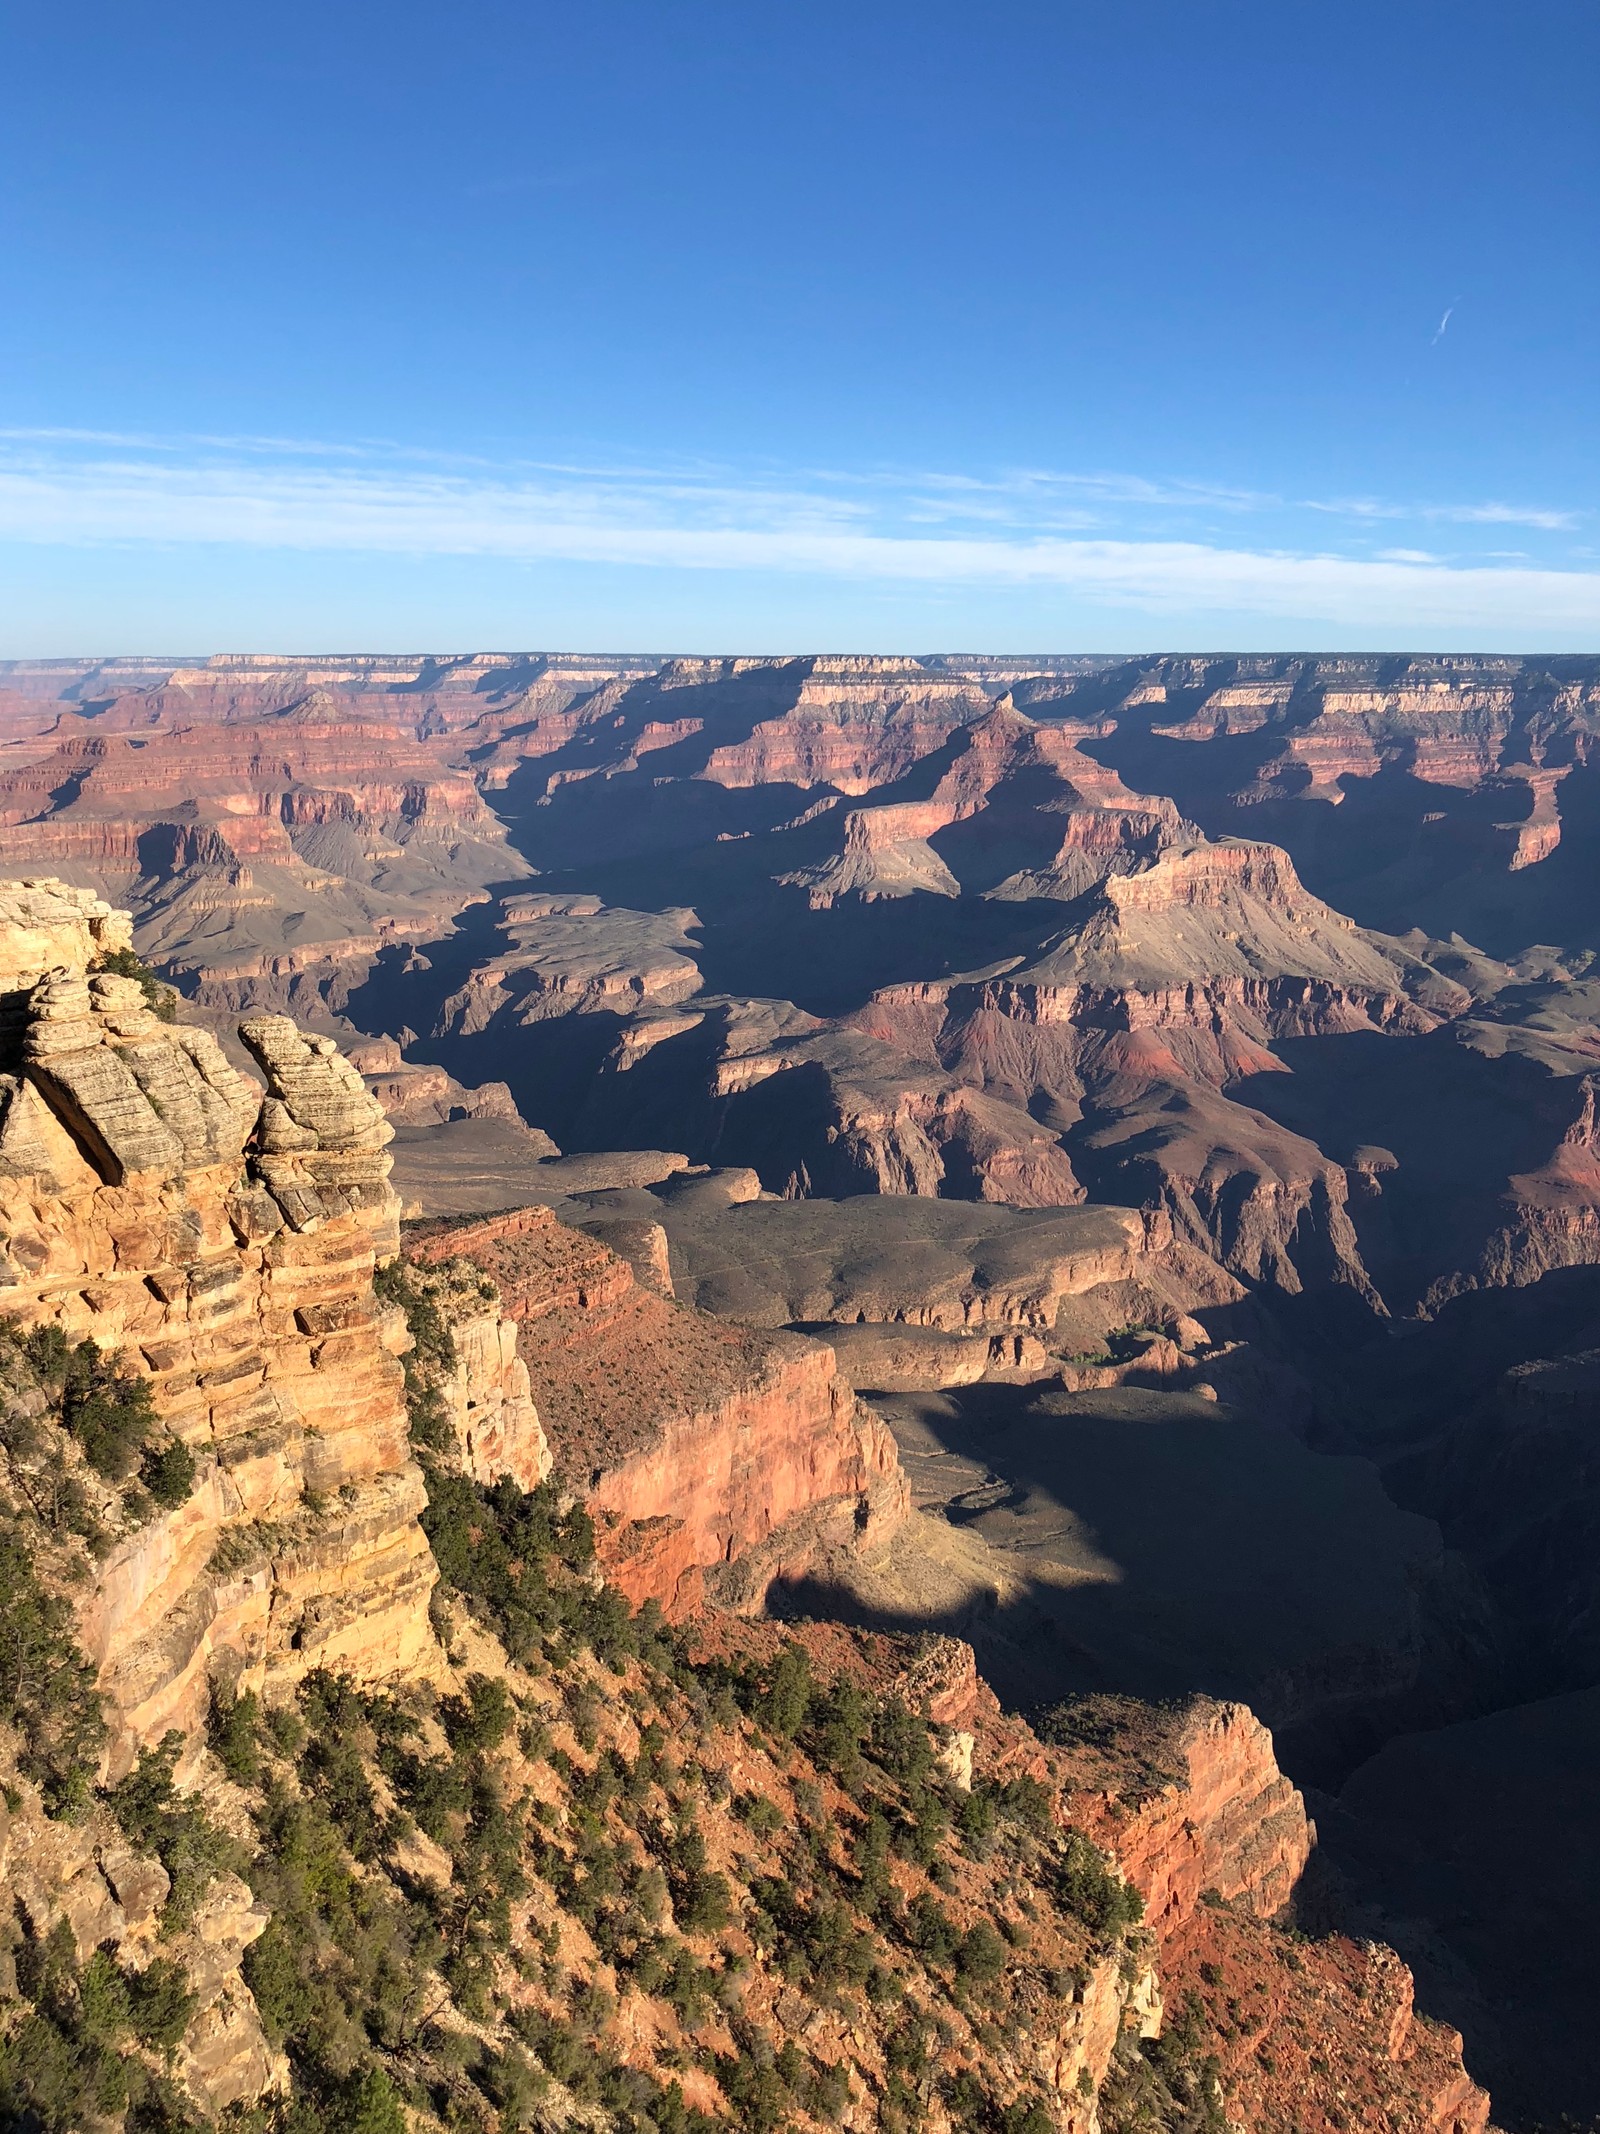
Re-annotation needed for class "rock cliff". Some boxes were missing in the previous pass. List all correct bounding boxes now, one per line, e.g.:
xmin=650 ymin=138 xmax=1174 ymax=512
xmin=0 ymin=885 xmax=550 ymax=1791
xmin=0 ymin=889 xmax=446 ymax=1768
xmin=0 ymin=697 xmax=527 ymax=1018
xmin=405 ymin=1205 xmax=909 ymax=1615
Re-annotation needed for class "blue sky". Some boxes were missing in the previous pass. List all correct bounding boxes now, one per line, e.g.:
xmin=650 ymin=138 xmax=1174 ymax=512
xmin=2 ymin=0 xmax=1596 ymax=653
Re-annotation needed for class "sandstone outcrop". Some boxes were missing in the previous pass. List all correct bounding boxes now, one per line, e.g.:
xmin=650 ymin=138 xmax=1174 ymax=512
xmin=1051 ymin=652 xmax=1600 ymax=955
xmin=0 ymin=878 xmax=133 ymax=987
xmin=392 ymin=1249 xmax=550 ymax=1490
xmin=1061 ymin=1697 xmax=1314 ymax=1927
xmin=1033 ymin=1689 xmax=1489 ymax=2134
xmin=343 ymin=1033 xmax=523 ymax=1128
xmin=777 ymin=697 xmax=1189 ymax=909
xmin=641 ymin=1191 xmax=1157 ymax=1330
xmin=0 ymin=886 xmax=514 ymax=1771
xmin=18 ymin=650 xmax=1591 ymax=1325
xmin=11 ymin=647 xmax=1600 ymax=2122
xmin=0 ymin=1779 xmax=283 ymax=2114
xmin=0 ymin=865 xmax=1510 ymax=2134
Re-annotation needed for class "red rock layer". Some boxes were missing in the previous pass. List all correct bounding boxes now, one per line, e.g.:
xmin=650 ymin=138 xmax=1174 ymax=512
xmin=406 ymin=1206 xmax=909 ymax=1613
xmin=0 ymin=705 xmax=525 ymax=1013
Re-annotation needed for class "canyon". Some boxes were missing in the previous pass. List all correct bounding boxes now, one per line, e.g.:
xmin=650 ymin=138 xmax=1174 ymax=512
xmin=0 ymin=876 xmax=1487 ymax=2134
xmin=3 ymin=646 xmax=1599 ymax=2130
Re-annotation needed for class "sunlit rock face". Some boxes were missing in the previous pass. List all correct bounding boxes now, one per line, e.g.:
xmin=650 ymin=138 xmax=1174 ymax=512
xmin=0 ymin=881 xmax=440 ymax=1768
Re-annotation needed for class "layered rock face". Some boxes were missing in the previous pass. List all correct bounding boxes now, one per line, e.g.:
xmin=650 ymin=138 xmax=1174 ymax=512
xmin=0 ymin=877 xmax=134 ymax=985
xmin=343 ymin=1033 xmax=523 ymax=1129
xmin=777 ymin=698 xmax=1191 ymax=911
xmin=389 ymin=1247 xmax=551 ymax=1489
xmin=360 ymin=645 xmax=1596 ymax=1322
xmin=0 ymin=1785 xmax=282 ymax=2111
xmin=406 ymin=1204 xmax=909 ymax=1614
xmin=1057 ymin=652 xmax=1600 ymax=950
xmin=859 ymin=838 xmax=1435 ymax=1089
xmin=644 ymin=1190 xmax=1161 ymax=1331
xmin=1034 ymin=1691 xmax=1490 ymax=2134
xmin=0 ymin=882 xmax=449 ymax=1765
xmin=0 ymin=693 xmax=529 ymax=1018
xmin=432 ymin=893 xmax=704 ymax=1037
xmin=471 ymin=653 xmax=1002 ymax=800
xmin=1063 ymin=1698 xmax=1314 ymax=1928
xmin=840 ymin=838 xmax=1439 ymax=1293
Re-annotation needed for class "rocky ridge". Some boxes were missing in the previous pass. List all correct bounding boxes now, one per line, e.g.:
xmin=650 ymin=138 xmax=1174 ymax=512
xmin=10 ymin=652 xmax=1600 ymax=1326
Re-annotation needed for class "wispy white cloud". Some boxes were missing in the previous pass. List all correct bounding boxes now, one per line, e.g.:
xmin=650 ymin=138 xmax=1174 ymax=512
xmin=1307 ymin=494 xmax=1581 ymax=531
xmin=0 ymin=436 xmax=1595 ymax=632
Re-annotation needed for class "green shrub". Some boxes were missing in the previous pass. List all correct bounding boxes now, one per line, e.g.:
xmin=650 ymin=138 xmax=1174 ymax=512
xmin=244 ymin=1917 xmax=320 ymax=2047
xmin=713 ymin=2047 xmax=790 ymax=2134
xmin=0 ymin=1516 xmax=107 ymax=1817
xmin=391 ymin=1749 xmax=469 ymax=1841
xmin=55 ymin=1340 xmax=160 ymax=1485
xmin=955 ymin=1922 xmax=1008 ymax=1987
xmin=1050 ymin=1831 xmax=1144 ymax=1942
xmin=126 ymin=1958 xmax=198 ymax=2054
xmin=956 ymin=1787 xmax=997 ymax=1850
xmin=139 ymin=1437 xmax=197 ymax=1510
xmin=76 ymin=1948 xmax=134 ymax=2043
xmin=995 ymin=1774 xmax=1054 ymax=1835
xmin=871 ymin=1697 xmax=935 ymax=1786
xmin=0 ymin=1924 xmax=198 ymax=2133
xmin=904 ymin=1891 xmax=958 ymax=1969
xmin=207 ymin=1685 xmax=261 ymax=1786
xmin=440 ymin=1671 xmax=515 ymax=1755
xmin=750 ymin=1876 xmax=875 ymax=1989
xmin=1098 ymin=1994 xmax=1228 ymax=2134
xmin=2 ymin=1324 xmax=190 ymax=1504
xmin=421 ymin=1472 xmax=598 ymax=1660
xmin=104 ymin=1731 xmax=246 ymax=1923
xmin=901 ymin=1784 xmax=950 ymax=1868
xmin=758 ymin=1642 xmax=813 ymax=1740
xmin=853 ymin=1810 xmax=892 ymax=1914
xmin=92 ymin=946 xmax=178 ymax=1022
xmin=734 ymin=1789 xmax=785 ymax=1840
xmin=372 ymin=1258 xmax=458 ymax=1454
xmin=806 ymin=1674 xmax=871 ymax=1790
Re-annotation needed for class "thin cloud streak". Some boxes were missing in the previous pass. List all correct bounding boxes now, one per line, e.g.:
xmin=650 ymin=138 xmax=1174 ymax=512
xmin=3 ymin=432 xmax=1577 ymax=535
xmin=1306 ymin=495 xmax=1580 ymax=531
xmin=0 ymin=445 xmax=1596 ymax=632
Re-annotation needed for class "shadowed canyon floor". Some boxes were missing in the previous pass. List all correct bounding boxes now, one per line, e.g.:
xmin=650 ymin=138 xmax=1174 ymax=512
xmin=796 ymin=1384 xmax=1447 ymax=1765
xmin=5 ymin=650 xmax=1600 ymax=2125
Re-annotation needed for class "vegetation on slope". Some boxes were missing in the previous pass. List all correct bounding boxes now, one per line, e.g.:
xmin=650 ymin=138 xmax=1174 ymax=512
xmin=200 ymin=1469 xmax=1152 ymax=2134
xmin=0 ymin=1278 xmax=1233 ymax=2134
xmin=0 ymin=1325 xmax=197 ymax=1819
